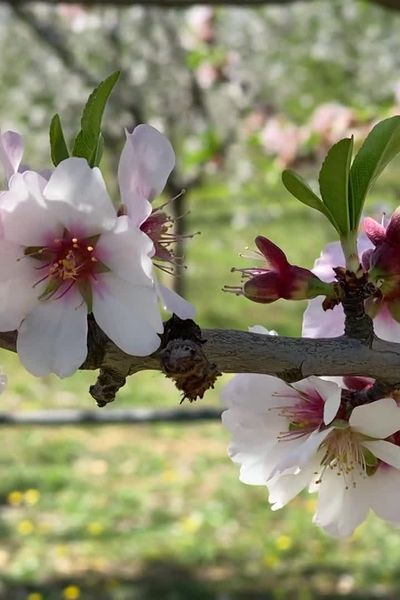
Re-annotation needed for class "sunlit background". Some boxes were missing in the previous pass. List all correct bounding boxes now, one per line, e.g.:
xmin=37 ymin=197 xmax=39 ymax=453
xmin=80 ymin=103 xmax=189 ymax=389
xmin=1 ymin=1 xmax=400 ymax=598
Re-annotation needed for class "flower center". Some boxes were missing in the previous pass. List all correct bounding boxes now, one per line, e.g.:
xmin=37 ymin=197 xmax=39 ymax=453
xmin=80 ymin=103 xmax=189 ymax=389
xmin=273 ymin=389 xmax=325 ymax=442
xmin=48 ymin=237 xmax=97 ymax=282
xmin=317 ymin=429 xmax=369 ymax=489
xmin=23 ymin=230 xmax=107 ymax=303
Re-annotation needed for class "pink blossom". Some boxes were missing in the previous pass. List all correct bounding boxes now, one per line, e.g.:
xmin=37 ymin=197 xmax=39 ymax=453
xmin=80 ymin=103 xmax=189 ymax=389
xmin=225 ymin=236 xmax=333 ymax=304
xmin=118 ymin=124 xmax=195 ymax=319
xmin=222 ymin=369 xmax=400 ymax=537
xmin=0 ymin=158 xmax=163 ymax=377
xmin=302 ymin=226 xmax=400 ymax=342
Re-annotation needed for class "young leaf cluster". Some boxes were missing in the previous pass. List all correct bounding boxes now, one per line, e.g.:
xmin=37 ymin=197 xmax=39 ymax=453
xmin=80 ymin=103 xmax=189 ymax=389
xmin=49 ymin=71 xmax=120 ymax=168
xmin=282 ymin=116 xmax=400 ymax=236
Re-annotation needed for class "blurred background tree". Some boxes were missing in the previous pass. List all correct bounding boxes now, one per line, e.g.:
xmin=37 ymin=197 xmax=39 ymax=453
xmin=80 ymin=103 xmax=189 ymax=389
xmin=2 ymin=1 xmax=400 ymax=598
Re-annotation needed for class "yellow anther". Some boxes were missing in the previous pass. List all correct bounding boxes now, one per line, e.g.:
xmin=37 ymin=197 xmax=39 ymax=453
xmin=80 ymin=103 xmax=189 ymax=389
xmin=73 ymin=244 xmax=79 ymax=249
xmin=91 ymin=257 xmax=98 ymax=262
xmin=72 ymin=237 xmax=78 ymax=244
xmin=87 ymin=246 xmax=94 ymax=252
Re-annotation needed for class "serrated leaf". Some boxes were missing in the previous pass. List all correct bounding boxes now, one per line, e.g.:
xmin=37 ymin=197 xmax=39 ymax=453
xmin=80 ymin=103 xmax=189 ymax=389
xmin=72 ymin=71 xmax=120 ymax=166
xmin=282 ymin=169 xmax=338 ymax=229
xmin=318 ymin=137 xmax=353 ymax=236
xmin=350 ymin=116 xmax=400 ymax=229
xmin=49 ymin=113 xmax=69 ymax=166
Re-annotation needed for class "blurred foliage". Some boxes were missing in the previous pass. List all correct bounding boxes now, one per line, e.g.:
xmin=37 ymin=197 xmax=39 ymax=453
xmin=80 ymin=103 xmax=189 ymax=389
xmin=1 ymin=1 xmax=400 ymax=598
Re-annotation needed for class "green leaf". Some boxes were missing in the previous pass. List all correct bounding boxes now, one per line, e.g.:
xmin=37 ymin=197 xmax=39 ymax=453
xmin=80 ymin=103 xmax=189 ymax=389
xmin=350 ymin=116 xmax=400 ymax=229
xmin=49 ymin=114 xmax=69 ymax=166
xmin=72 ymin=71 xmax=120 ymax=166
xmin=281 ymin=169 xmax=337 ymax=229
xmin=318 ymin=137 xmax=353 ymax=235
xmin=91 ymin=132 xmax=104 ymax=167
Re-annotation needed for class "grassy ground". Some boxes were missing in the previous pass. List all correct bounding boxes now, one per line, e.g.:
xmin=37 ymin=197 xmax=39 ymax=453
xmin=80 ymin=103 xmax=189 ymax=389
xmin=1 ymin=163 xmax=400 ymax=599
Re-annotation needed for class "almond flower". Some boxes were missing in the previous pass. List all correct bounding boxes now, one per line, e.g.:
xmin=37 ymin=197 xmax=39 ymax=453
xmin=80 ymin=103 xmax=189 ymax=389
xmin=225 ymin=235 xmax=334 ymax=304
xmin=118 ymin=124 xmax=195 ymax=319
xmin=0 ymin=158 xmax=163 ymax=377
xmin=302 ymin=224 xmax=400 ymax=342
xmin=221 ymin=370 xmax=400 ymax=537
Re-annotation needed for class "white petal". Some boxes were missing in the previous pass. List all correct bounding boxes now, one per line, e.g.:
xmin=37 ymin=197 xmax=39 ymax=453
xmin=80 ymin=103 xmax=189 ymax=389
xmin=118 ymin=125 xmax=175 ymax=226
xmin=44 ymin=157 xmax=116 ymax=235
xmin=17 ymin=288 xmax=88 ymax=378
xmin=349 ymin=398 xmax=400 ymax=438
xmin=373 ymin=304 xmax=400 ymax=343
xmin=157 ymin=283 xmax=196 ymax=319
xmin=1 ymin=171 xmax=62 ymax=246
xmin=0 ymin=239 xmax=39 ymax=330
xmin=311 ymin=241 xmax=344 ymax=282
xmin=267 ymin=461 xmax=316 ymax=510
xmin=95 ymin=216 xmax=154 ymax=284
xmin=302 ymin=298 xmax=345 ymax=338
xmin=370 ymin=466 xmax=400 ymax=524
xmin=92 ymin=273 xmax=162 ymax=356
xmin=220 ymin=373 xmax=293 ymax=411
xmin=0 ymin=130 xmax=24 ymax=182
xmin=248 ymin=325 xmax=278 ymax=336
xmin=362 ymin=440 xmax=400 ymax=469
xmin=313 ymin=468 xmax=370 ymax=538
xmin=270 ymin=427 xmax=332 ymax=476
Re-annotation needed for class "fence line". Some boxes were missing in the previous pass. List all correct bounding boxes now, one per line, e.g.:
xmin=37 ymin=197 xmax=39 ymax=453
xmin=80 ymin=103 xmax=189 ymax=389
xmin=0 ymin=407 xmax=222 ymax=426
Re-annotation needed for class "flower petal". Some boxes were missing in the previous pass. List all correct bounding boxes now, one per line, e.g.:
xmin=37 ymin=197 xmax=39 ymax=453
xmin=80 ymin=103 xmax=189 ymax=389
xmin=267 ymin=461 xmax=317 ymax=510
xmin=373 ymin=303 xmax=400 ymax=343
xmin=92 ymin=273 xmax=162 ymax=356
xmin=370 ymin=466 xmax=400 ymax=524
xmin=95 ymin=216 xmax=154 ymax=284
xmin=270 ymin=427 xmax=332 ymax=476
xmin=0 ymin=239 xmax=39 ymax=330
xmin=17 ymin=288 xmax=88 ymax=378
xmin=362 ymin=440 xmax=400 ymax=469
xmin=118 ymin=125 xmax=175 ymax=226
xmin=1 ymin=171 xmax=62 ymax=246
xmin=302 ymin=298 xmax=345 ymax=338
xmin=349 ymin=398 xmax=400 ymax=438
xmin=248 ymin=325 xmax=278 ymax=336
xmin=156 ymin=283 xmax=196 ymax=319
xmin=220 ymin=373 xmax=293 ymax=411
xmin=44 ymin=157 xmax=116 ymax=235
xmin=0 ymin=130 xmax=24 ymax=182
xmin=313 ymin=468 xmax=370 ymax=538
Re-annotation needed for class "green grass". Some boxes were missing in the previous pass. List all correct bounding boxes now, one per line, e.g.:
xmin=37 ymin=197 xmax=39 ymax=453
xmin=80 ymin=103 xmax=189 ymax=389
xmin=1 ymin=163 xmax=400 ymax=599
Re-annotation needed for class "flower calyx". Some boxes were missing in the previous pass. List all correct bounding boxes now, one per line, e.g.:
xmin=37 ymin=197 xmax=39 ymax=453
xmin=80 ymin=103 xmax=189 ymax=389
xmin=225 ymin=235 xmax=336 ymax=304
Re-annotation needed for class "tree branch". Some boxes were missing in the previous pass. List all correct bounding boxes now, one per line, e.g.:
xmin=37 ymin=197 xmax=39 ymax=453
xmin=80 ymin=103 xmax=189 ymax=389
xmin=2 ymin=323 xmax=400 ymax=389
